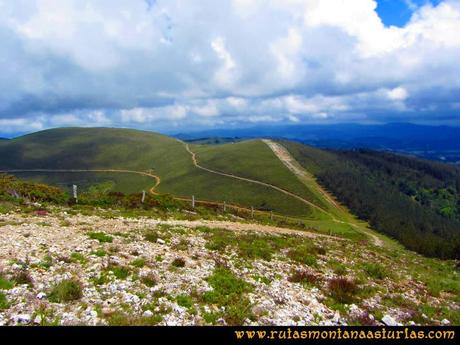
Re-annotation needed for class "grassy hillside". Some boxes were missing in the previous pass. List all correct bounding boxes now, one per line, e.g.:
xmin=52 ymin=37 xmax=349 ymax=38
xmin=194 ymin=140 xmax=328 ymax=210
xmin=282 ymin=140 xmax=460 ymax=259
xmin=0 ymin=128 xmax=323 ymax=219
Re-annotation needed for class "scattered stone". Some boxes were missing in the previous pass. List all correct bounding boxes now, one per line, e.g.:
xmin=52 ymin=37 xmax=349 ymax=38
xmin=441 ymin=319 xmax=451 ymax=326
xmin=382 ymin=315 xmax=398 ymax=326
xmin=13 ymin=314 xmax=31 ymax=325
xmin=143 ymin=310 xmax=154 ymax=318
xmin=0 ymin=210 xmax=454 ymax=327
xmin=36 ymin=292 xmax=46 ymax=299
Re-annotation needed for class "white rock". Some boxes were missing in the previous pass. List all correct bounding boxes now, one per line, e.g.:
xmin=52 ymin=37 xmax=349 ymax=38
xmin=216 ymin=318 xmax=227 ymax=326
xmin=441 ymin=319 xmax=451 ymax=326
xmin=36 ymin=292 xmax=47 ymax=299
xmin=157 ymin=238 xmax=166 ymax=245
xmin=143 ymin=310 xmax=154 ymax=318
xmin=382 ymin=315 xmax=398 ymax=326
xmin=34 ymin=315 xmax=43 ymax=324
xmin=14 ymin=314 xmax=31 ymax=324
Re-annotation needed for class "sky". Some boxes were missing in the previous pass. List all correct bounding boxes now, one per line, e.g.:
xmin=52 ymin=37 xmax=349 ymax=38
xmin=0 ymin=0 xmax=459 ymax=136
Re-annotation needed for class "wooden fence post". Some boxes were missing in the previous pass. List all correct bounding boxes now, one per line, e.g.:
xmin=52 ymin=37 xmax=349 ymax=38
xmin=223 ymin=201 xmax=226 ymax=212
xmin=192 ymin=195 xmax=195 ymax=208
xmin=141 ymin=190 xmax=146 ymax=203
xmin=270 ymin=211 xmax=273 ymax=220
xmin=72 ymin=185 xmax=78 ymax=203
xmin=251 ymin=207 xmax=254 ymax=219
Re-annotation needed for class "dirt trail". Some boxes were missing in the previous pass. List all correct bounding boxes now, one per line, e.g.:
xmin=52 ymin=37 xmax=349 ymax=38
xmin=1 ymin=145 xmax=384 ymax=247
xmin=263 ymin=140 xmax=343 ymax=211
xmin=262 ymin=140 xmax=384 ymax=247
xmin=184 ymin=143 xmax=331 ymax=216
xmin=152 ymin=218 xmax=346 ymax=241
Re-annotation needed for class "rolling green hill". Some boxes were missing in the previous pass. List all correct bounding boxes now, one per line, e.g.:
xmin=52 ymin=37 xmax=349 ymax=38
xmin=0 ymin=128 xmax=325 ymax=219
xmin=2 ymin=127 xmax=459 ymax=257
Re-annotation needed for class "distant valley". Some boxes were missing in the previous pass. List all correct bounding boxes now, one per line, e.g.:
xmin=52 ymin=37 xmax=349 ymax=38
xmin=175 ymin=123 xmax=460 ymax=166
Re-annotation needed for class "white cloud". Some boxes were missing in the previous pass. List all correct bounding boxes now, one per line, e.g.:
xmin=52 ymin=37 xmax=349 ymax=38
xmin=387 ymin=86 xmax=409 ymax=101
xmin=0 ymin=0 xmax=459 ymax=133
xmin=211 ymin=37 xmax=238 ymax=89
xmin=0 ymin=118 xmax=44 ymax=133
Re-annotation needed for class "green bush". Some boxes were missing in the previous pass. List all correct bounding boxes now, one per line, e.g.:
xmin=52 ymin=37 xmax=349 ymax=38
xmin=0 ymin=274 xmax=14 ymax=290
xmin=0 ymin=174 xmax=67 ymax=203
xmin=171 ymin=258 xmax=186 ymax=268
xmin=48 ymin=279 xmax=82 ymax=303
xmin=328 ymin=277 xmax=359 ymax=304
xmin=363 ymin=263 xmax=388 ymax=280
xmin=0 ymin=292 xmax=9 ymax=310
xmin=88 ymin=232 xmax=113 ymax=243
xmin=176 ymin=295 xmax=194 ymax=309
xmin=13 ymin=270 xmax=34 ymax=287
xmin=109 ymin=265 xmax=130 ymax=280
xmin=130 ymin=258 xmax=146 ymax=268
xmin=202 ymin=267 xmax=253 ymax=325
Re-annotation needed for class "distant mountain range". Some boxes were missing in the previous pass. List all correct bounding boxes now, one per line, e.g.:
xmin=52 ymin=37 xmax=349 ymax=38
xmin=174 ymin=123 xmax=460 ymax=165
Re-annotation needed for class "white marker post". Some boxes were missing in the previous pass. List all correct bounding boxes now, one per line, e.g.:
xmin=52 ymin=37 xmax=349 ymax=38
xmin=192 ymin=195 xmax=195 ymax=209
xmin=141 ymin=190 xmax=146 ymax=204
xmin=270 ymin=211 xmax=273 ymax=221
xmin=223 ymin=201 xmax=226 ymax=212
xmin=251 ymin=207 xmax=254 ymax=219
xmin=72 ymin=185 xmax=78 ymax=203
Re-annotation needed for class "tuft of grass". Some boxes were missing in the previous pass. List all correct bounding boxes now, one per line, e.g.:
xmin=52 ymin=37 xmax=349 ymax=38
xmin=38 ymin=255 xmax=53 ymax=270
xmin=130 ymin=258 xmax=146 ymax=268
xmin=70 ymin=252 xmax=87 ymax=264
xmin=88 ymin=232 xmax=113 ymax=243
xmin=140 ymin=273 xmax=157 ymax=287
xmin=92 ymin=249 xmax=107 ymax=257
xmin=144 ymin=231 xmax=160 ymax=243
xmin=176 ymin=294 xmax=194 ymax=309
xmin=202 ymin=267 xmax=253 ymax=325
xmin=48 ymin=279 xmax=83 ymax=303
xmin=108 ymin=265 xmax=130 ymax=280
xmin=362 ymin=263 xmax=388 ymax=280
xmin=106 ymin=311 xmax=163 ymax=326
xmin=0 ymin=273 xmax=14 ymax=290
xmin=253 ymin=275 xmax=272 ymax=285
xmin=238 ymin=238 xmax=274 ymax=261
xmin=173 ymin=238 xmax=189 ymax=251
xmin=13 ymin=270 xmax=34 ymax=287
xmin=91 ymin=272 xmax=111 ymax=286
xmin=329 ymin=259 xmax=347 ymax=276
xmin=0 ymin=292 xmax=9 ymax=310
xmin=171 ymin=258 xmax=186 ymax=268
xmin=287 ymin=245 xmax=318 ymax=266
xmin=288 ymin=269 xmax=320 ymax=286
xmin=328 ymin=277 xmax=359 ymax=304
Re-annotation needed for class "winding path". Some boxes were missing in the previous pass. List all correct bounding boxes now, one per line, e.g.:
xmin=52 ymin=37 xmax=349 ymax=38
xmin=184 ymin=143 xmax=331 ymax=217
xmin=1 ymin=141 xmax=384 ymax=246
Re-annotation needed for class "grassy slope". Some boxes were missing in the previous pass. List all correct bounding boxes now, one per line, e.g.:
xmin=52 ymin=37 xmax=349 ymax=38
xmin=0 ymin=128 xmax=315 ymax=218
xmin=194 ymin=140 xmax=328 ymax=208
xmin=194 ymin=139 xmax=378 ymax=237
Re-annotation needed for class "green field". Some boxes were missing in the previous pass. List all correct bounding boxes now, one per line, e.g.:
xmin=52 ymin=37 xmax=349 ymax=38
xmin=0 ymin=128 xmax=326 ymax=218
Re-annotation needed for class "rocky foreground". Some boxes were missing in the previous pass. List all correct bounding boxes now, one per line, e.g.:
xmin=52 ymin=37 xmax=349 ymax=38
xmin=0 ymin=208 xmax=458 ymax=326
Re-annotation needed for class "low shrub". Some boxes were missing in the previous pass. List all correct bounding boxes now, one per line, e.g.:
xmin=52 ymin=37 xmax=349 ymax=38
xmin=328 ymin=277 xmax=359 ymax=304
xmin=48 ymin=279 xmax=82 ymax=303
